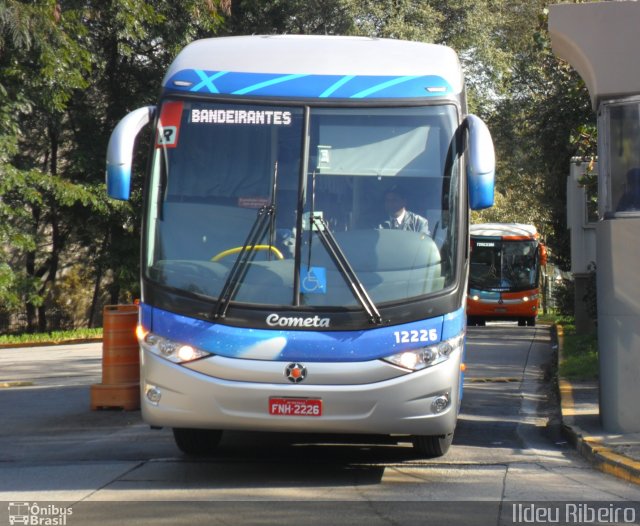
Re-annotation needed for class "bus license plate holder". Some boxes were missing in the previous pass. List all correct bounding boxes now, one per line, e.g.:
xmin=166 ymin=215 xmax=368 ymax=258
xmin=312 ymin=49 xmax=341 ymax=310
xmin=269 ymin=398 xmax=322 ymax=417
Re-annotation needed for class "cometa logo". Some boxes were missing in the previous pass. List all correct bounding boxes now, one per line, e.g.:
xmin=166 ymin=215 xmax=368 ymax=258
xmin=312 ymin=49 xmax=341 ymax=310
xmin=266 ymin=313 xmax=330 ymax=328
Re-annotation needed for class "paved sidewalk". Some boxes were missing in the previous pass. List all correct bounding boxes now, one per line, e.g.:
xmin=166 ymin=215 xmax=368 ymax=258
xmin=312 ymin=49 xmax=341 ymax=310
xmin=557 ymin=327 xmax=640 ymax=485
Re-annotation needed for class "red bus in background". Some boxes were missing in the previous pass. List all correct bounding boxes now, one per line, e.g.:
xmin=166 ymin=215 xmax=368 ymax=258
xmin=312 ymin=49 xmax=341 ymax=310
xmin=467 ymin=223 xmax=547 ymax=327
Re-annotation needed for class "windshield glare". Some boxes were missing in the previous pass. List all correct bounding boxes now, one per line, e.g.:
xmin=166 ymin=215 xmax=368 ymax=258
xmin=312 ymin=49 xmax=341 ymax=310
xmin=145 ymin=100 xmax=460 ymax=309
xmin=469 ymin=239 xmax=539 ymax=291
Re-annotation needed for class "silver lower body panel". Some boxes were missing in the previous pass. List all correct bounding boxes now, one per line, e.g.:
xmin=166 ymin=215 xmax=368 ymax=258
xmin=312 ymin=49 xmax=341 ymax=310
xmin=140 ymin=350 xmax=461 ymax=437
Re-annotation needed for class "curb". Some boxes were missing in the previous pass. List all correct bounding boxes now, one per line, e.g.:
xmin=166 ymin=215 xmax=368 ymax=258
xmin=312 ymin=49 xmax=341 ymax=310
xmin=556 ymin=324 xmax=640 ymax=485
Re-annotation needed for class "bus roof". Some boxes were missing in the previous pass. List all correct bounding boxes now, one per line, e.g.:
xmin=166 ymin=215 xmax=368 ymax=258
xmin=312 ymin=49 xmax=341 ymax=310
xmin=470 ymin=223 xmax=539 ymax=239
xmin=162 ymin=35 xmax=464 ymax=100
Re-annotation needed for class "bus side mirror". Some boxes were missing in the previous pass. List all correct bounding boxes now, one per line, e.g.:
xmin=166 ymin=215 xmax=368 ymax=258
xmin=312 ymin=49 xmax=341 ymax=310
xmin=465 ymin=114 xmax=495 ymax=210
xmin=106 ymin=106 xmax=155 ymax=200
xmin=540 ymin=243 xmax=548 ymax=266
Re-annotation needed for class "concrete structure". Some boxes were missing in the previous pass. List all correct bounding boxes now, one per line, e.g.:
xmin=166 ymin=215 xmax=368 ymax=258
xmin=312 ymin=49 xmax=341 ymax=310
xmin=566 ymin=158 xmax=597 ymax=334
xmin=548 ymin=2 xmax=640 ymax=110
xmin=550 ymin=1 xmax=640 ymax=433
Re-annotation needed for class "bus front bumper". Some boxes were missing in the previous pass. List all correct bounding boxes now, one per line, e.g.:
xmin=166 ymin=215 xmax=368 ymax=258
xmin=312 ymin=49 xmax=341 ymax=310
xmin=139 ymin=349 xmax=461 ymax=437
xmin=467 ymin=290 xmax=539 ymax=319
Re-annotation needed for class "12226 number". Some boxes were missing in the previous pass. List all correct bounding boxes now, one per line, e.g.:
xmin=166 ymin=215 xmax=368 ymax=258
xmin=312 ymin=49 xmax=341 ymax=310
xmin=393 ymin=329 xmax=438 ymax=344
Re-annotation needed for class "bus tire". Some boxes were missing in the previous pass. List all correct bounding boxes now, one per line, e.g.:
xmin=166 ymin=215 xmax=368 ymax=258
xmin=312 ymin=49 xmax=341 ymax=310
xmin=411 ymin=432 xmax=453 ymax=458
xmin=173 ymin=428 xmax=222 ymax=456
xmin=526 ymin=317 xmax=536 ymax=327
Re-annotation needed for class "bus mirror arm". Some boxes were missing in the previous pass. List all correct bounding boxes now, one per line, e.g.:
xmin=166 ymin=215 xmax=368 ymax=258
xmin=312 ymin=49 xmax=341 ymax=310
xmin=106 ymin=105 xmax=156 ymax=200
xmin=464 ymin=114 xmax=495 ymax=211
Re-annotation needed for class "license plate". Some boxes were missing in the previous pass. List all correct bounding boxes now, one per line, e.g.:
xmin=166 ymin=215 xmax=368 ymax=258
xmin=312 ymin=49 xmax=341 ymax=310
xmin=494 ymin=308 xmax=507 ymax=313
xmin=269 ymin=398 xmax=322 ymax=417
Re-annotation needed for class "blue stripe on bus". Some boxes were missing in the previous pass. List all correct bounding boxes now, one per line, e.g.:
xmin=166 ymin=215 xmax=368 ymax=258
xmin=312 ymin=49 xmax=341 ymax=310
xmin=232 ymin=73 xmax=310 ymax=95
xmin=351 ymin=75 xmax=421 ymax=98
xmin=442 ymin=306 xmax=466 ymax=340
xmin=166 ymin=70 xmax=453 ymax=99
xmin=140 ymin=304 xmax=455 ymax=363
xmin=191 ymin=70 xmax=228 ymax=93
xmin=319 ymin=75 xmax=356 ymax=98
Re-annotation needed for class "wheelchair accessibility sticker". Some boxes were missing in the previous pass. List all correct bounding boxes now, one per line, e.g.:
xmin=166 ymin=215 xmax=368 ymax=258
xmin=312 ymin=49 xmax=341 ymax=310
xmin=301 ymin=267 xmax=327 ymax=294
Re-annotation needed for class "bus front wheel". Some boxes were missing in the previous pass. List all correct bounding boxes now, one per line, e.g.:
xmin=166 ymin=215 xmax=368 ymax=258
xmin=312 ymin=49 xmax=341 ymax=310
xmin=412 ymin=432 xmax=453 ymax=458
xmin=173 ymin=428 xmax=222 ymax=456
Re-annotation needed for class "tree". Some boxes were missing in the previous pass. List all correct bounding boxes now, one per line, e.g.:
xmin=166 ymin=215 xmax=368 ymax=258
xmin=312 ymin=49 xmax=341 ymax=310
xmin=225 ymin=0 xmax=352 ymax=35
xmin=0 ymin=1 xmax=31 ymax=320
xmin=1 ymin=1 xmax=230 ymax=331
xmin=65 ymin=0 xmax=229 ymax=322
xmin=0 ymin=1 xmax=95 ymax=331
xmin=484 ymin=5 xmax=595 ymax=268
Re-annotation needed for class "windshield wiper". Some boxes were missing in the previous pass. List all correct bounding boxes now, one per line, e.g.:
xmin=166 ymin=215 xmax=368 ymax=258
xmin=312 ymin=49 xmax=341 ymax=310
xmin=213 ymin=205 xmax=275 ymax=319
xmin=311 ymin=216 xmax=382 ymax=325
xmin=214 ymin=162 xmax=279 ymax=320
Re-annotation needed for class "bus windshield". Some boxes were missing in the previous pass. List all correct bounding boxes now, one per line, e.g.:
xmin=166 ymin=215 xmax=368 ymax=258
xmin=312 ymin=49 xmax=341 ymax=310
xmin=469 ymin=239 xmax=539 ymax=292
xmin=144 ymin=100 xmax=460 ymax=309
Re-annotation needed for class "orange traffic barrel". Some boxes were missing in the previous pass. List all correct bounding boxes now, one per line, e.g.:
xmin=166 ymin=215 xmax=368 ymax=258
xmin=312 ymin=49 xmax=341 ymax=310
xmin=90 ymin=304 xmax=140 ymax=411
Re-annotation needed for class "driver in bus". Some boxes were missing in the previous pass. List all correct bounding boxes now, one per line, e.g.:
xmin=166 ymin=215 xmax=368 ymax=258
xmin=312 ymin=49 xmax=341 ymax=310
xmin=378 ymin=186 xmax=431 ymax=236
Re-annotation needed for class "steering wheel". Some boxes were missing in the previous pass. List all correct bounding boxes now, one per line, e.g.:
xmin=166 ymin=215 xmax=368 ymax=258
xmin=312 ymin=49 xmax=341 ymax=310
xmin=211 ymin=244 xmax=284 ymax=262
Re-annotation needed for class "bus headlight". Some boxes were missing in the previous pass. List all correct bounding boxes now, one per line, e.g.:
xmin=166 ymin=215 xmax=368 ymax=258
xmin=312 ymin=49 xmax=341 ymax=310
xmin=382 ymin=333 xmax=464 ymax=371
xmin=141 ymin=332 xmax=211 ymax=364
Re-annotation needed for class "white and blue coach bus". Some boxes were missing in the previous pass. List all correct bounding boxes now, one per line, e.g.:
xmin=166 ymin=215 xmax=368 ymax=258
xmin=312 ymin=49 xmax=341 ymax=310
xmin=106 ymin=35 xmax=495 ymax=457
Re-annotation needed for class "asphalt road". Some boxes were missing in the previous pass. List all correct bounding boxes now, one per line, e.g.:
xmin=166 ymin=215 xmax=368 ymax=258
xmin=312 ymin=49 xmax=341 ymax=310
xmin=0 ymin=323 xmax=638 ymax=525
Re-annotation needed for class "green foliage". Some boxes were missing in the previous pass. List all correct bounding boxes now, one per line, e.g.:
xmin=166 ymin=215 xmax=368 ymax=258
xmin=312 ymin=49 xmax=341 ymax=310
xmin=226 ymin=1 xmax=534 ymax=116
xmin=571 ymin=123 xmax=597 ymax=159
xmin=472 ymin=188 xmax=546 ymax=226
xmin=348 ymin=0 xmax=441 ymax=41
xmin=559 ymin=323 xmax=598 ymax=381
xmin=0 ymin=167 xmax=100 ymax=324
xmin=1 ymin=1 xmax=229 ymax=332
xmin=0 ymin=263 xmax=20 ymax=311
xmin=487 ymin=5 xmax=594 ymax=268
xmin=0 ymin=328 xmax=102 ymax=345
xmin=224 ymin=0 xmax=354 ymax=35
xmin=553 ymin=279 xmax=575 ymax=318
